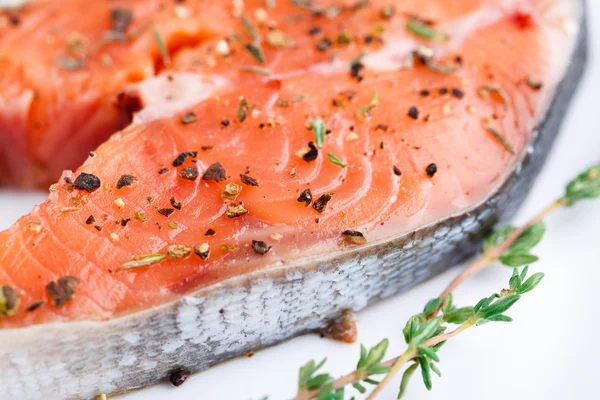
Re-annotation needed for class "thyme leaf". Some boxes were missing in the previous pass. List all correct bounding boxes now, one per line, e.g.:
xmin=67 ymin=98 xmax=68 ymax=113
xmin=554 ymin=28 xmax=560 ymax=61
xmin=327 ymin=153 xmax=347 ymax=168
xmin=483 ymin=125 xmax=515 ymax=155
xmin=153 ymin=27 xmax=171 ymax=66
xmin=313 ymin=118 xmax=326 ymax=148
xmin=406 ymin=20 xmax=447 ymax=41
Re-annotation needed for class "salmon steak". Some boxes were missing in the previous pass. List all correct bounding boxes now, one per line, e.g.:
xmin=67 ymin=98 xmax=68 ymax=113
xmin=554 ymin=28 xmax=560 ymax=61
xmin=0 ymin=0 xmax=586 ymax=399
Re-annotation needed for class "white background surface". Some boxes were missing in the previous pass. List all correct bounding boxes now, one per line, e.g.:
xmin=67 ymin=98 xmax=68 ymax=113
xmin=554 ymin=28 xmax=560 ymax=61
xmin=1 ymin=3 xmax=599 ymax=400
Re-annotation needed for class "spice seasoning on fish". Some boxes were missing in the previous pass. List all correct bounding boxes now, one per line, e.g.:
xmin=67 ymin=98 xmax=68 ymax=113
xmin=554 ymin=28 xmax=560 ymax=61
xmin=179 ymin=166 xmax=199 ymax=180
xmin=46 ymin=276 xmax=80 ymax=308
xmin=426 ymin=163 xmax=438 ymax=177
xmin=117 ymin=253 xmax=165 ymax=271
xmin=408 ymin=106 xmax=419 ymax=119
xmin=194 ymin=243 xmax=210 ymax=259
xmin=484 ymin=125 xmax=515 ymax=154
xmin=169 ymin=368 xmax=190 ymax=387
xmin=222 ymin=183 xmax=240 ymax=200
xmin=158 ymin=168 xmax=169 ymax=175
xmin=73 ymin=172 xmax=101 ymax=192
xmin=110 ymin=8 xmax=133 ymax=32
xmin=357 ymin=92 xmax=379 ymax=120
xmin=451 ymin=88 xmax=464 ymax=99
xmin=221 ymin=118 xmax=230 ymax=127
xmin=153 ymin=27 xmax=171 ymax=67
xmin=172 ymin=153 xmax=188 ymax=167
xmin=479 ymin=85 xmax=511 ymax=110
xmin=205 ymin=228 xmax=216 ymax=236
xmin=350 ymin=61 xmax=365 ymax=81
xmin=526 ymin=75 xmax=543 ymax=90
xmin=328 ymin=153 xmax=347 ymax=168
xmin=170 ymin=198 xmax=182 ymax=210
xmin=114 ymin=198 xmax=125 ymax=209
xmin=297 ymin=188 xmax=313 ymax=206
xmin=158 ymin=208 xmax=175 ymax=217
xmin=308 ymin=26 xmax=321 ymax=36
xmin=303 ymin=142 xmax=319 ymax=162
xmin=315 ymin=38 xmax=332 ymax=52
xmin=252 ymin=240 xmax=272 ymax=255
xmin=121 ymin=218 xmax=131 ymax=227
xmin=313 ymin=193 xmax=333 ymax=213
xmin=245 ymin=43 xmax=266 ymax=64
xmin=116 ymin=174 xmax=138 ymax=189
xmin=0 ymin=286 xmax=19 ymax=317
xmin=134 ymin=211 xmax=147 ymax=222
xmin=28 ymin=221 xmax=42 ymax=233
xmin=342 ymin=230 xmax=367 ymax=245
xmin=94 ymin=225 xmax=102 ymax=231
xmin=26 ymin=301 xmax=44 ymax=312
xmin=380 ymin=5 xmax=395 ymax=20
xmin=236 ymin=97 xmax=250 ymax=122
xmin=226 ymin=203 xmax=249 ymax=218
xmin=203 ymin=162 xmax=227 ymax=181
xmin=168 ymin=244 xmax=191 ymax=259
xmin=313 ymin=118 xmax=326 ymax=148
xmin=180 ymin=112 xmax=197 ymax=125
xmin=406 ymin=20 xmax=447 ymax=41
xmin=240 ymin=174 xmax=259 ymax=187
xmin=393 ymin=166 xmax=402 ymax=176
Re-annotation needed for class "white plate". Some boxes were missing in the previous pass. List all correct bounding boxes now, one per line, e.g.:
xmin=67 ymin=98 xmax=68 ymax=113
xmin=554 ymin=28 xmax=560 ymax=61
xmin=2 ymin=3 xmax=600 ymax=400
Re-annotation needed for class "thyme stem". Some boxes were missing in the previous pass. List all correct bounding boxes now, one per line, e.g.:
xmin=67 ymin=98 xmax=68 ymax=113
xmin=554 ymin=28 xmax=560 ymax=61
xmin=367 ymin=198 xmax=567 ymax=397
xmin=293 ymin=322 xmax=473 ymax=400
xmin=439 ymin=197 xmax=566 ymax=303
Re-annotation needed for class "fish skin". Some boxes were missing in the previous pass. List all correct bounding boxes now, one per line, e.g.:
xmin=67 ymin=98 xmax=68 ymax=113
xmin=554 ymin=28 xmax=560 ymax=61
xmin=0 ymin=6 xmax=588 ymax=398
xmin=0 ymin=1 xmax=588 ymax=399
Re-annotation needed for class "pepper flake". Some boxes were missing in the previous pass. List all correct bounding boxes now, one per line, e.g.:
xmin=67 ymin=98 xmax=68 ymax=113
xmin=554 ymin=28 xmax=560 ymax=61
xmin=203 ymin=162 xmax=227 ymax=181
xmin=0 ymin=286 xmax=19 ymax=317
xmin=46 ymin=276 xmax=80 ymax=308
xmin=252 ymin=240 xmax=271 ymax=255
xmin=226 ymin=203 xmax=248 ymax=218
xmin=168 ymin=244 xmax=191 ymax=259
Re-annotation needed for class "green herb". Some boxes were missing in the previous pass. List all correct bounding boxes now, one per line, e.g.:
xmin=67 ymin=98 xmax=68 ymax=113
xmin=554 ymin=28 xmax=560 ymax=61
xmin=0 ymin=286 xmax=19 ymax=317
xmin=313 ymin=118 xmax=326 ymax=148
xmin=483 ymin=222 xmax=545 ymax=267
xmin=55 ymin=54 xmax=84 ymax=70
xmin=134 ymin=211 xmax=147 ymax=222
xmin=180 ymin=112 xmax=197 ymax=125
xmin=245 ymin=43 xmax=266 ymax=64
xmin=413 ymin=46 xmax=458 ymax=74
xmin=406 ymin=20 xmax=447 ymax=41
xmin=153 ymin=27 xmax=171 ymax=66
xmin=565 ymin=165 xmax=600 ymax=205
xmin=298 ymin=359 xmax=332 ymax=392
xmin=239 ymin=65 xmax=273 ymax=76
xmin=526 ymin=75 xmax=543 ymax=90
xmin=328 ymin=153 xmax=347 ymax=168
xmin=117 ymin=253 xmax=166 ymax=271
xmin=236 ymin=97 xmax=250 ymax=122
xmin=289 ymin=165 xmax=600 ymax=400
xmin=241 ymin=15 xmax=259 ymax=40
xmin=479 ymin=85 xmax=511 ymax=111
xmin=483 ymin=125 xmax=515 ymax=155
xmin=357 ymin=92 xmax=378 ymax=120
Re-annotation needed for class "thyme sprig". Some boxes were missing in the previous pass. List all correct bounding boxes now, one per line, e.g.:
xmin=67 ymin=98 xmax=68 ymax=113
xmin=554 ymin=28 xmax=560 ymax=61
xmin=290 ymin=164 xmax=600 ymax=400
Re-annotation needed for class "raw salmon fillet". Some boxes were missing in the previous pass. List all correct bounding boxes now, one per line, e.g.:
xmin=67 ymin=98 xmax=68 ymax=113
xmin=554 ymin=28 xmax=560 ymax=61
xmin=0 ymin=0 xmax=586 ymax=398
xmin=0 ymin=0 xmax=234 ymax=187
